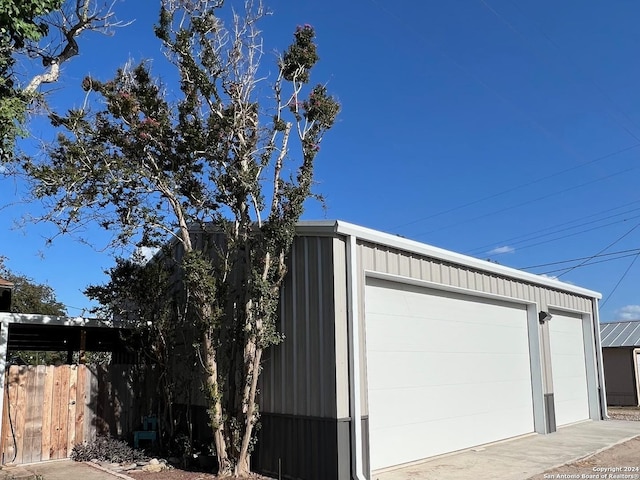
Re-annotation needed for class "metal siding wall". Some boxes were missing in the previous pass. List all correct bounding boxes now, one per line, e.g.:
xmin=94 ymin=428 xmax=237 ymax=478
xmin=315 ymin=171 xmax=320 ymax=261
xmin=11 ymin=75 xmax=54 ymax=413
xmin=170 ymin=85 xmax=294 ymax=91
xmin=355 ymin=241 xmax=595 ymax=366
xmin=258 ymin=236 xmax=339 ymax=419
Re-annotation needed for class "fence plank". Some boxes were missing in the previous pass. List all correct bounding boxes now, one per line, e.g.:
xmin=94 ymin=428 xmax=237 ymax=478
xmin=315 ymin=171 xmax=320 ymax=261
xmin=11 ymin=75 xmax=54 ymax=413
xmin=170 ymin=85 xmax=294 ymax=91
xmin=3 ymin=367 xmax=20 ymax=464
xmin=50 ymin=365 xmax=63 ymax=460
xmin=22 ymin=366 xmax=44 ymax=464
xmin=67 ymin=365 xmax=78 ymax=455
xmin=14 ymin=366 xmax=28 ymax=465
xmin=75 ymin=365 xmax=86 ymax=446
xmin=87 ymin=366 xmax=98 ymax=442
xmin=56 ymin=366 xmax=70 ymax=459
xmin=40 ymin=366 xmax=54 ymax=461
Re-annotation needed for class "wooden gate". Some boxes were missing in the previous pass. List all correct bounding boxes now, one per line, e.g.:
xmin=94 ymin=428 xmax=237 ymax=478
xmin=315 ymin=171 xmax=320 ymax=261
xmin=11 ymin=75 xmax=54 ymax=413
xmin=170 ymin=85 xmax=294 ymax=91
xmin=0 ymin=364 xmax=145 ymax=465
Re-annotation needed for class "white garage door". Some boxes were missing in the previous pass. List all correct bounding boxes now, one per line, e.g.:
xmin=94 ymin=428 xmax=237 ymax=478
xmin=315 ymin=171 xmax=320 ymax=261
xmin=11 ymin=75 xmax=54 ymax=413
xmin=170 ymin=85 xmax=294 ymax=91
xmin=549 ymin=312 xmax=590 ymax=426
xmin=365 ymin=278 xmax=535 ymax=471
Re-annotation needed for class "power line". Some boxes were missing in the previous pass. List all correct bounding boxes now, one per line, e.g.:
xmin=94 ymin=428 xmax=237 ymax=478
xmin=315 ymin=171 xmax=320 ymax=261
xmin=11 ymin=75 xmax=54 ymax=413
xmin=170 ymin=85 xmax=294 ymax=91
xmin=538 ymin=251 xmax=640 ymax=276
xmin=520 ymin=247 xmax=640 ymax=270
xmin=415 ymin=167 xmax=635 ymax=236
xmin=367 ymin=0 xmax=640 ymax=232
xmin=395 ymin=144 xmax=639 ymax=231
xmin=479 ymin=211 xmax=640 ymax=256
xmin=600 ymin=252 xmax=640 ymax=308
xmin=504 ymin=0 xmax=640 ymax=143
xmin=467 ymin=201 xmax=640 ymax=255
xmin=556 ymin=221 xmax=640 ymax=278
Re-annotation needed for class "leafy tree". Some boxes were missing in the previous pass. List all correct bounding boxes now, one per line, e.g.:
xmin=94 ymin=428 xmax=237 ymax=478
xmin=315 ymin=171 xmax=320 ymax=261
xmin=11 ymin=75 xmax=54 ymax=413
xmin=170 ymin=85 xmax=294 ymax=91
xmin=0 ymin=258 xmax=68 ymax=365
xmin=85 ymin=253 xmax=195 ymax=450
xmin=18 ymin=0 xmax=340 ymax=475
xmin=0 ymin=0 xmax=125 ymax=162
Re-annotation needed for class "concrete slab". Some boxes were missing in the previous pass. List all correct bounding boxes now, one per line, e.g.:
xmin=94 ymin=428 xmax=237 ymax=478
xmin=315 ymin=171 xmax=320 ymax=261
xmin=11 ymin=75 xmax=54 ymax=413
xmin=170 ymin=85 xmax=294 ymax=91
xmin=373 ymin=420 xmax=640 ymax=480
xmin=0 ymin=460 xmax=135 ymax=480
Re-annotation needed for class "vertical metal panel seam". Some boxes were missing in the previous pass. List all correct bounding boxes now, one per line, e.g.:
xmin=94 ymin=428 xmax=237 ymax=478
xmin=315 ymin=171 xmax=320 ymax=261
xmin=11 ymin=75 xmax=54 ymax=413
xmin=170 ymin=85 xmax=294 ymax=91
xmin=304 ymin=237 xmax=311 ymax=417
xmin=316 ymin=237 xmax=325 ymax=417
xmin=291 ymin=242 xmax=298 ymax=414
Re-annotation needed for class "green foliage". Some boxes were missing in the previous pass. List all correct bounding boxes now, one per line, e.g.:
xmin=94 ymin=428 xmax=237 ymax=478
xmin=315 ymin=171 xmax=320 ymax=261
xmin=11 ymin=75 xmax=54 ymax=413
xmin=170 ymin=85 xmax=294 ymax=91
xmin=0 ymin=0 xmax=62 ymax=161
xmin=281 ymin=24 xmax=319 ymax=82
xmin=71 ymin=436 xmax=148 ymax=463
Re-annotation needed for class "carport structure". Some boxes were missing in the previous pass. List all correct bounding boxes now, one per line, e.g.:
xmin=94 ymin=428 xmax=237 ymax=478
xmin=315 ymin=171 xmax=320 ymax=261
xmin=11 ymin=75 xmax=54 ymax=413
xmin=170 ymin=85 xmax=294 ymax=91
xmin=248 ymin=220 xmax=606 ymax=480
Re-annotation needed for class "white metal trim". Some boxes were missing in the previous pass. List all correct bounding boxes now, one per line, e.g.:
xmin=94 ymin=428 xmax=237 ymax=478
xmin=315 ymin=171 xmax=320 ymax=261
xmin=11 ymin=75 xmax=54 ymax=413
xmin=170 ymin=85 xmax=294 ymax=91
xmin=346 ymin=235 xmax=367 ymax=480
xmin=634 ymin=348 xmax=640 ymax=408
xmin=0 ymin=313 xmax=123 ymax=329
xmin=296 ymin=220 xmax=601 ymax=299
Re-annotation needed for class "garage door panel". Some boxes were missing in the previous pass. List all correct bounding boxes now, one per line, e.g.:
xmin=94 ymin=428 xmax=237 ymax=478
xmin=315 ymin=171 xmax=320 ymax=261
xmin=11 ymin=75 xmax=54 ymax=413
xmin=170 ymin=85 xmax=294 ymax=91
xmin=365 ymin=280 xmax=535 ymax=470
xmin=366 ymin=319 xmax=530 ymax=355
xmin=371 ymin=405 xmax=535 ymax=469
xmin=369 ymin=378 xmax=535 ymax=429
xmin=549 ymin=313 xmax=589 ymax=426
xmin=367 ymin=351 xmax=532 ymax=390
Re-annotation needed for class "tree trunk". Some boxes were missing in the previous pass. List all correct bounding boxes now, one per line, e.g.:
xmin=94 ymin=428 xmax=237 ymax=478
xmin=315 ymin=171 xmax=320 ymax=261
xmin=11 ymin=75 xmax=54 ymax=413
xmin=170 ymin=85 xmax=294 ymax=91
xmin=236 ymin=344 xmax=263 ymax=475
xmin=203 ymin=331 xmax=230 ymax=475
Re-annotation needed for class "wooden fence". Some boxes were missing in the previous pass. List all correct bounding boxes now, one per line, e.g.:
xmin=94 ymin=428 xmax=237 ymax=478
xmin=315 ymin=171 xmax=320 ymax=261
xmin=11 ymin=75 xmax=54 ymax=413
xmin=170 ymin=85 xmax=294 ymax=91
xmin=1 ymin=364 xmax=152 ymax=465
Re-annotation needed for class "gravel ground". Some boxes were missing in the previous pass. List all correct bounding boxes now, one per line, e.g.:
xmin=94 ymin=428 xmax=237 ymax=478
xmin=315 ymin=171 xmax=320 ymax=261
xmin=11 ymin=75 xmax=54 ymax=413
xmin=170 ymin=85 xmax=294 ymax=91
xmin=607 ymin=406 xmax=640 ymax=421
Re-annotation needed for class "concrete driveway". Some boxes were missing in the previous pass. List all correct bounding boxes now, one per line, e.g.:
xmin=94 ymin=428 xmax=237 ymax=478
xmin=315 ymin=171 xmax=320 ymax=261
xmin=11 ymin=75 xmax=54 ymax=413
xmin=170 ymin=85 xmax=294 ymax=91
xmin=373 ymin=420 xmax=640 ymax=480
xmin=0 ymin=459 xmax=133 ymax=480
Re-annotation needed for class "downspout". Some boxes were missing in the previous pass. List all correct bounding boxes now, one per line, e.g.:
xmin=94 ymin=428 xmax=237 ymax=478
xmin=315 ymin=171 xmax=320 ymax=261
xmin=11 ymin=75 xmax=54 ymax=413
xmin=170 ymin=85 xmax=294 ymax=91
xmin=592 ymin=298 xmax=608 ymax=419
xmin=346 ymin=234 xmax=368 ymax=480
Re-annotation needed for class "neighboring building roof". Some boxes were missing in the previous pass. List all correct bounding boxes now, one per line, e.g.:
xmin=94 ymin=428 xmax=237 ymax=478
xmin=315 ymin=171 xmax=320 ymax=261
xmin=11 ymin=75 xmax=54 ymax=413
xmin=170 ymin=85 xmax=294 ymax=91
xmin=600 ymin=320 xmax=640 ymax=348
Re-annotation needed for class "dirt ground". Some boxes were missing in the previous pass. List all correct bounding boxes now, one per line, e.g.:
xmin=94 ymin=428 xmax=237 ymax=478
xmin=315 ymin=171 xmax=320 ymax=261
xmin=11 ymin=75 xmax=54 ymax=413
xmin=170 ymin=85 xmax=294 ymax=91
xmin=527 ymin=407 xmax=640 ymax=480
xmin=128 ymin=470 xmax=273 ymax=480
xmin=127 ymin=408 xmax=640 ymax=480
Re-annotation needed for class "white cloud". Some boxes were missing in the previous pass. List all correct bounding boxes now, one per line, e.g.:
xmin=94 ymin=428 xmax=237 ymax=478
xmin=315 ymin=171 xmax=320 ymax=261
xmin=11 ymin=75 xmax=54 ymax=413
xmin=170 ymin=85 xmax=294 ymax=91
xmin=540 ymin=273 xmax=559 ymax=281
xmin=134 ymin=246 xmax=159 ymax=264
xmin=614 ymin=305 xmax=640 ymax=321
xmin=487 ymin=245 xmax=515 ymax=255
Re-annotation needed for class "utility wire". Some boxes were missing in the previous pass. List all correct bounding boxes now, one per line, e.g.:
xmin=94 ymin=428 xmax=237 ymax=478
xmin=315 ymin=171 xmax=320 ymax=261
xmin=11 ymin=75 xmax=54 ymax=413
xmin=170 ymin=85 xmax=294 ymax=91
xmin=539 ymin=252 xmax=640 ymax=276
xmin=481 ymin=212 xmax=640 ymax=256
xmin=367 ymin=0 xmax=640 ymax=232
xmin=467 ymin=202 xmax=640 ymax=255
xmin=520 ymin=247 xmax=640 ymax=270
xmin=396 ymin=144 xmax=639 ymax=231
xmin=556 ymin=222 xmax=640 ymax=278
xmin=600 ymin=252 xmax=640 ymax=308
xmin=416 ymin=167 xmax=635 ymax=236
xmin=505 ymin=0 xmax=640 ymax=142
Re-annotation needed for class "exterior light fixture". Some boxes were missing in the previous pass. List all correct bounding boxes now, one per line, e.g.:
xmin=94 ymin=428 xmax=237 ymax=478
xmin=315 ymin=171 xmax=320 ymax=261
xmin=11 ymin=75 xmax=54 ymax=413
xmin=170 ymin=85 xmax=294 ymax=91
xmin=539 ymin=311 xmax=553 ymax=324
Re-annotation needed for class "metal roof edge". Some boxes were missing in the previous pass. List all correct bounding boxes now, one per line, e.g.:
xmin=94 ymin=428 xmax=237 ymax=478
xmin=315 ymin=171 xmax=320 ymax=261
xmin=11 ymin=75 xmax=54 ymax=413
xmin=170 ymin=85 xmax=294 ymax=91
xmin=294 ymin=219 xmax=601 ymax=300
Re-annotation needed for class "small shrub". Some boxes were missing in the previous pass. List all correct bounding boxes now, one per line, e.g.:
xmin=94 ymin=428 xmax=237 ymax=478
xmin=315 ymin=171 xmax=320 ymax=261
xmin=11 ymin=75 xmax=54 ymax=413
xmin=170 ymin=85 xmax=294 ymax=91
xmin=71 ymin=436 xmax=148 ymax=463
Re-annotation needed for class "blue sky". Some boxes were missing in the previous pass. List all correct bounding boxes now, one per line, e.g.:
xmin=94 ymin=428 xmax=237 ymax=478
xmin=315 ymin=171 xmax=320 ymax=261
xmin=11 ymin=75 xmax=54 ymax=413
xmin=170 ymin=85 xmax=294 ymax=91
xmin=3 ymin=0 xmax=640 ymax=322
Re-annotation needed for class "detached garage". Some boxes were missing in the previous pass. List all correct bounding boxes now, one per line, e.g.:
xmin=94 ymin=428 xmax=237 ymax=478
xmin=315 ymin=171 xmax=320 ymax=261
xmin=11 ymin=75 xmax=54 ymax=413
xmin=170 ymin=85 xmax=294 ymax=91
xmin=237 ymin=221 xmax=606 ymax=480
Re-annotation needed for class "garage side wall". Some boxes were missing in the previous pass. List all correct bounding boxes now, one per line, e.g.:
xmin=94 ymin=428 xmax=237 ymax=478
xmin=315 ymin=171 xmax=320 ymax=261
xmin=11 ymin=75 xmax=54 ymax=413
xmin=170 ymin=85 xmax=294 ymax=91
xmin=355 ymin=240 xmax=596 ymax=418
xmin=602 ymin=347 xmax=637 ymax=406
xmin=255 ymin=235 xmax=351 ymax=480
